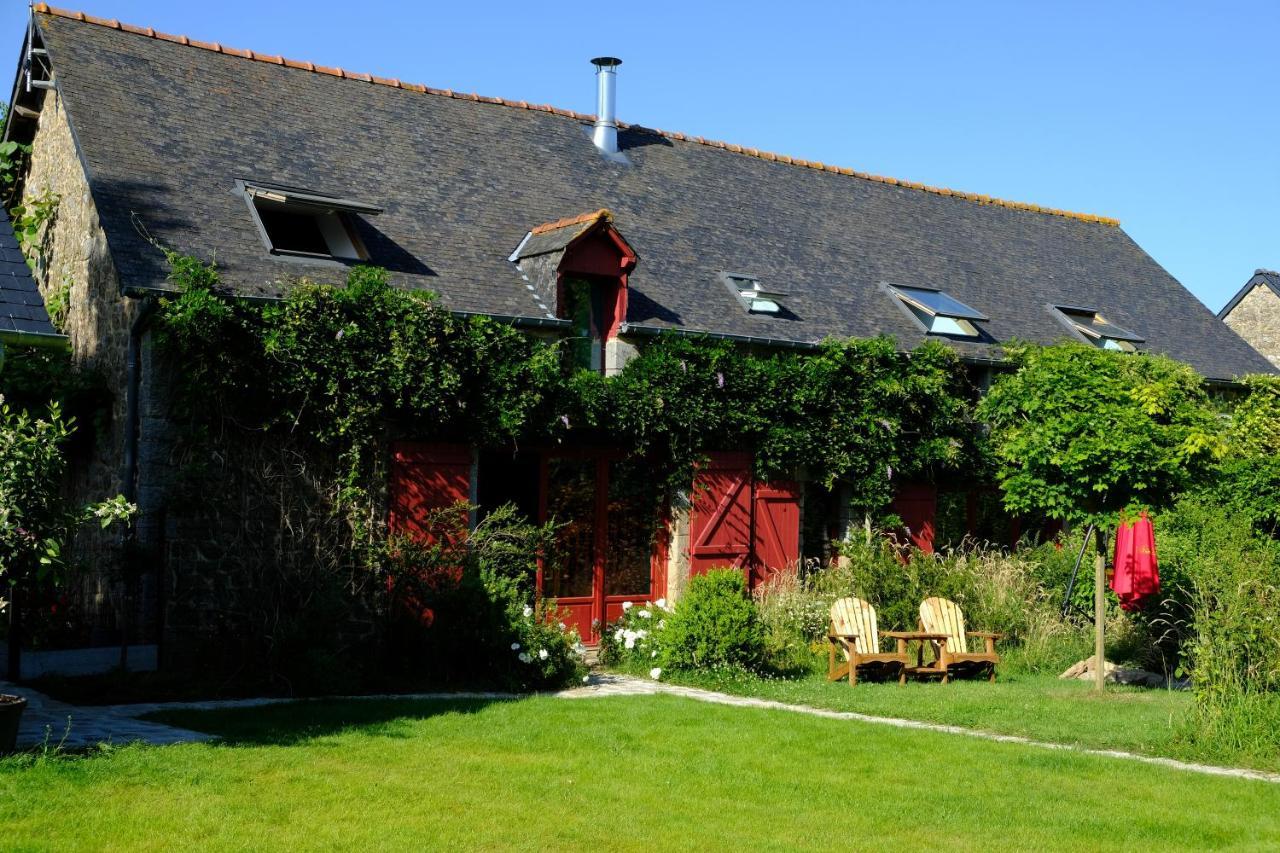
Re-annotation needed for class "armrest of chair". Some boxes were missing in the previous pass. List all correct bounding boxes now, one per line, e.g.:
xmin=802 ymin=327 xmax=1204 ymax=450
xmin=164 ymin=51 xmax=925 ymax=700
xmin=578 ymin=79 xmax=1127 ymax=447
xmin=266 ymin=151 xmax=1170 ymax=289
xmin=968 ymin=631 xmax=1002 ymax=654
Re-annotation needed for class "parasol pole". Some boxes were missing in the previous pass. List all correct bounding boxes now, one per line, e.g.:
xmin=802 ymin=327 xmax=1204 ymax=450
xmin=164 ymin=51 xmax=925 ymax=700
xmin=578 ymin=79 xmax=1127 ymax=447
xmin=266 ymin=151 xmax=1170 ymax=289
xmin=1094 ymin=526 xmax=1105 ymax=692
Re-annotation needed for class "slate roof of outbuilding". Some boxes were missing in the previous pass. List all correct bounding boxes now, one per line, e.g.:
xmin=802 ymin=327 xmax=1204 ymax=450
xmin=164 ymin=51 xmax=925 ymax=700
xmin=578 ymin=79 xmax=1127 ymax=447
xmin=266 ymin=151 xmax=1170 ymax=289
xmin=15 ymin=7 xmax=1275 ymax=380
xmin=1218 ymin=269 xmax=1280 ymax=319
xmin=0 ymin=206 xmax=61 ymax=343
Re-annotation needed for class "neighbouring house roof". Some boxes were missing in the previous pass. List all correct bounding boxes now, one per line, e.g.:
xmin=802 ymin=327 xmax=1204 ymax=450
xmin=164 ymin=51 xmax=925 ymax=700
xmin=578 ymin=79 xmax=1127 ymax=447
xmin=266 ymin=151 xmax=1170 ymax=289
xmin=1218 ymin=269 xmax=1280 ymax=319
xmin=0 ymin=206 xmax=63 ymax=346
xmin=6 ymin=6 xmax=1274 ymax=380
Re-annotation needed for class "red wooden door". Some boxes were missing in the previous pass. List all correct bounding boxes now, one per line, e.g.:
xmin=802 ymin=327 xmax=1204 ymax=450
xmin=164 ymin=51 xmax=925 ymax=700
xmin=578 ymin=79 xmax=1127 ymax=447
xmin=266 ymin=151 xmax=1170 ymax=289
xmin=892 ymin=484 xmax=937 ymax=553
xmin=388 ymin=443 xmax=473 ymax=542
xmin=752 ymin=480 xmax=801 ymax=587
xmin=689 ymin=452 xmax=754 ymax=577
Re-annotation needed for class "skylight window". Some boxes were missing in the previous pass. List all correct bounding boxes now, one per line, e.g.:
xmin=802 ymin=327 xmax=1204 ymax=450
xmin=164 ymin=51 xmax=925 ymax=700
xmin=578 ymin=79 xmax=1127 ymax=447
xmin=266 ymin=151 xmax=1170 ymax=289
xmin=1052 ymin=306 xmax=1143 ymax=352
xmin=884 ymin=284 xmax=987 ymax=338
xmin=241 ymin=182 xmax=382 ymax=261
xmin=721 ymin=272 xmax=788 ymax=315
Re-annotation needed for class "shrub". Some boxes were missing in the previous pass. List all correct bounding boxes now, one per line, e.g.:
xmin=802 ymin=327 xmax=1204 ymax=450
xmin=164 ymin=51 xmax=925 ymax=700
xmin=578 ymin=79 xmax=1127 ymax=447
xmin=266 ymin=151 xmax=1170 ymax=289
xmin=599 ymin=598 xmax=671 ymax=674
xmin=383 ymin=503 xmax=586 ymax=690
xmin=661 ymin=569 xmax=764 ymax=671
xmin=753 ymin=567 xmax=830 ymax=674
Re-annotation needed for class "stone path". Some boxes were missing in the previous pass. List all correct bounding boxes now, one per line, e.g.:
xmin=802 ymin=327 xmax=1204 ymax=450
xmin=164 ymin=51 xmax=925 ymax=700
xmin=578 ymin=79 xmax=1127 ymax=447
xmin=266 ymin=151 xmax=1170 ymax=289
xmin=5 ymin=674 xmax=1279 ymax=785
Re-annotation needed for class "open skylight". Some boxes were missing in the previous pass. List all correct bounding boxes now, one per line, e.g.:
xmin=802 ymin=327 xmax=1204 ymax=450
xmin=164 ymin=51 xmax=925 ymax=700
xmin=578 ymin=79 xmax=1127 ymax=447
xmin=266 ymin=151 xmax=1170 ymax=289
xmin=1052 ymin=306 xmax=1143 ymax=352
xmin=241 ymin=181 xmax=382 ymax=261
xmin=721 ymin=272 xmax=788 ymax=315
xmin=884 ymin=284 xmax=987 ymax=338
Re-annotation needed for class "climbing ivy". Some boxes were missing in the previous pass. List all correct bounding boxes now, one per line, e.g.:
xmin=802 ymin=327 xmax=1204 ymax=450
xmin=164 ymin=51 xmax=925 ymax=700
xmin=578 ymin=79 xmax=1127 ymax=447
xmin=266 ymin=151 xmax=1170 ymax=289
xmin=155 ymin=256 xmax=978 ymax=553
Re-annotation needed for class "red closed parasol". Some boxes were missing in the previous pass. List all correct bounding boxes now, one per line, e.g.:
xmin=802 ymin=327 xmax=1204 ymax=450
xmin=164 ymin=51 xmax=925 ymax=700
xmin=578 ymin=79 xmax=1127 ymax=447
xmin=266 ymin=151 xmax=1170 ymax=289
xmin=1111 ymin=511 xmax=1160 ymax=611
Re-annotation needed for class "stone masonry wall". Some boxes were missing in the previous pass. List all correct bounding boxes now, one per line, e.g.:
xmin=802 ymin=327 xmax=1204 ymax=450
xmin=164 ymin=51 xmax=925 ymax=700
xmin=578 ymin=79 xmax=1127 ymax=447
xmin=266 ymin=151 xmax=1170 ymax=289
xmin=20 ymin=90 xmax=150 ymax=646
xmin=1223 ymin=283 xmax=1280 ymax=369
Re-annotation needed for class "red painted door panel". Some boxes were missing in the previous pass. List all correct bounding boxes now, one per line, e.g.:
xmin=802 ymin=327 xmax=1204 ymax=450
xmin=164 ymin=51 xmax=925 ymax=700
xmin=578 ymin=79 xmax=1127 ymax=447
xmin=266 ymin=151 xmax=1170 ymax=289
xmin=388 ymin=443 xmax=473 ymax=543
xmin=892 ymin=484 xmax=937 ymax=553
xmin=752 ymin=480 xmax=801 ymax=587
xmin=689 ymin=453 xmax=754 ymax=577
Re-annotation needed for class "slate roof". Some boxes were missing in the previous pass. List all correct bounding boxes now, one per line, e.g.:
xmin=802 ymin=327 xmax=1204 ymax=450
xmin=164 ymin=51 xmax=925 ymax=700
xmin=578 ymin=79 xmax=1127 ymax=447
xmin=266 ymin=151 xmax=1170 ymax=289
xmin=1218 ymin=269 xmax=1280 ymax=319
xmin=13 ymin=6 xmax=1275 ymax=380
xmin=0 ymin=206 xmax=62 ymax=344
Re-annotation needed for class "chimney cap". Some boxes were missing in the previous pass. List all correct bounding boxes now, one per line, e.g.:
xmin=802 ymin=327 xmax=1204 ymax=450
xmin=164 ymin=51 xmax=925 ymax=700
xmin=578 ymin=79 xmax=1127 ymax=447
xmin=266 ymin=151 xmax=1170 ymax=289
xmin=591 ymin=56 xmax=622 ymax=68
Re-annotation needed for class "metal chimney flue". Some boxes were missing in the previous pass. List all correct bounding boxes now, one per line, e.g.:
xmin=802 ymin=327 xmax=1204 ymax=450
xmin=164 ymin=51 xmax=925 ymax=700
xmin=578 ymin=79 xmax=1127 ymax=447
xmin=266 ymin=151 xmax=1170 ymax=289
xmin=590 ymin=56 xmax=622 ymax=154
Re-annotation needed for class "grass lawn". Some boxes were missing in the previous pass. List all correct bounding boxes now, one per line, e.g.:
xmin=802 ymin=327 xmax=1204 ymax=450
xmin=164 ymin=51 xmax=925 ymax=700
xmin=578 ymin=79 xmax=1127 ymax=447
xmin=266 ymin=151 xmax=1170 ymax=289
xmin=654 ymin=668 xmax=1280 ymax=771
xmin=3 ymin=694 xmax=1279 ymax=851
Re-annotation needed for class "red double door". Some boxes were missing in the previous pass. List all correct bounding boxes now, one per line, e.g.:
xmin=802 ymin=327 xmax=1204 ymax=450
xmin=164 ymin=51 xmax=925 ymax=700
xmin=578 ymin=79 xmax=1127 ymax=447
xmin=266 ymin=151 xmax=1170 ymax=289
xmin=688 ymin=452 xmax=801 ymax=589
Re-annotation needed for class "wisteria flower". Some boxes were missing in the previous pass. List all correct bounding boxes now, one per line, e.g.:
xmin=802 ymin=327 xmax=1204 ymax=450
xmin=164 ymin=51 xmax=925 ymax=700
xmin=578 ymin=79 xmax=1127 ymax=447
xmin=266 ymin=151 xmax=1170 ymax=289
xmin=560 ymin=414 xmax=571 ymax=429
xmin=716 ymin=372 xmax=725 ymax=388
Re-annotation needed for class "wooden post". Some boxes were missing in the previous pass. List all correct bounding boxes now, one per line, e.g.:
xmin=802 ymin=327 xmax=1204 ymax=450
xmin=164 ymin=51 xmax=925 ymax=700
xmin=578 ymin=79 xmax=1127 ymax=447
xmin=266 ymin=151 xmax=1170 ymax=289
xmin=1094 ymin=532 xmax=1106 ymax=692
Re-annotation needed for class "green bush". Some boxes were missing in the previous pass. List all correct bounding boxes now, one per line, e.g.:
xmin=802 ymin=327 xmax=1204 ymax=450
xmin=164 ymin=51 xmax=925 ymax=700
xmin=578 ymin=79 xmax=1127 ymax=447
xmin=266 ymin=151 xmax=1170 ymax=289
xmin=383 ymin=503 xmax=586 ymax=690
xmin=661 ymin=569 xmax=764 ymax=671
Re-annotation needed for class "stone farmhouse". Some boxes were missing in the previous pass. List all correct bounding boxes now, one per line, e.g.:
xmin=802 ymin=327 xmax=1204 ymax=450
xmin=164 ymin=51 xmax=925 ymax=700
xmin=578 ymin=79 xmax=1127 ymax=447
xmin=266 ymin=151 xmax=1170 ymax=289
xmin=2 ymin=5 xmax=1272 ymax=672
xmin=1219 ymin=270 xmax=1280 ymax=369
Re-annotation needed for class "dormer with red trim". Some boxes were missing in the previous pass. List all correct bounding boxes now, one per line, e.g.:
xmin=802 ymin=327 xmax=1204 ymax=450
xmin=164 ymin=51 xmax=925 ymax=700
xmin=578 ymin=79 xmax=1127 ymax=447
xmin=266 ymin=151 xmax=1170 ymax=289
xmin=510 ymin=209 xmax=638 ymax=374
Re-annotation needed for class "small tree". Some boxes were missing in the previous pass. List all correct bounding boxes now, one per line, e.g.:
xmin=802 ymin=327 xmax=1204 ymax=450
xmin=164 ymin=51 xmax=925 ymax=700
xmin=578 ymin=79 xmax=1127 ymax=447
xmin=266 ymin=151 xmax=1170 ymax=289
xmin=977 ymin=342 xmax=1223 ymax=525
xmin=0 ymin=397 xmax=134 ymax=672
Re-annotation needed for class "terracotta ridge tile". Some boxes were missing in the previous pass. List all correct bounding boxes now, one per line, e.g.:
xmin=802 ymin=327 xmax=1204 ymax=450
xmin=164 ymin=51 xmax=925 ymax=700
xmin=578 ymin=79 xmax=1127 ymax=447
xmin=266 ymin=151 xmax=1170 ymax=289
xmin=32 ymin=4 xmax=1121 ymax=228
xmin=529 ymin=208 xmax=613 ymax=235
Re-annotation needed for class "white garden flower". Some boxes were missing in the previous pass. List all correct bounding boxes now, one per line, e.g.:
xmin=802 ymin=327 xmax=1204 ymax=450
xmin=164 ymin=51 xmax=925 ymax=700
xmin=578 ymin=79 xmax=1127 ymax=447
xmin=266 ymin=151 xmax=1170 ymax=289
xmin=658 ymin=620 xmax=666 ymax=629
xmin=522 ymin=605 xmax=533 ymax=618
xmin=621 ymin=601 xmax=633 ymax=611
xmin=582 ymin=675 xmax=590 ymax=683
xmin=558 ymin=622 xmax=567 ymax=631
xmin=539 ymin=648 xmax=549 ymax=660
xmin=624 ymin=636 xmax=636 ymax=650
xmin=655 ymin=598 xmax=667 ymax=609
xmin=518 ymin=652 xmax=531 ymax=663
xmin=638 ymin=609 xmax=652 ymax=619
xmin=614 ymin=628 xmax=625 ymax=643
xmin=511 ymin=642 xmax=521 ymax=651
xmin=651 ymin=650 xmax=658 ymax=658
xmin=636 ymin=629 xmax=648 ymax=639
xmin=649 ymin=667 xmax=662 ymax=680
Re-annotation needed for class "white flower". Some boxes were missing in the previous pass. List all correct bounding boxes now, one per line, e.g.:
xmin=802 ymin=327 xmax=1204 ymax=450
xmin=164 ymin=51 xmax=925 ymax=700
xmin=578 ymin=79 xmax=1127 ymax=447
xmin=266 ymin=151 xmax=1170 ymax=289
xmin=539 ymin=648 xmax=549 ymax=660
xmin=655 ymin=598 xmax=667 ymax=609
xmin=582 ymin=675 xmax=590 ymax=683
xmin=624 ymin=636 xmax=636 ymax=650
xmin=614 ymin=628 xmax=625 ymax=643
xmin=621 ymin=601 xmax=633 ymax=611
xmin=522 ymin=605 xmax=533 ymax=618
xmin=636 ymin=629 xmax=648 ymax=639
xmin=658 ymin=620 xmax=666 ymax=629
xmin=638 ymin=610 xmax=652 ymax=619
xmin=558 ymin=622 xmax=567 ymax=631
xmin=518 ymin=652 xmax=531 ymax=663
xmin=651 ymin=650 xmax=658 ymax=658
xmin=649 ymin=667 xmax=662 ymax=680
xmin=511 ymin=642 xmax=521 ymax=651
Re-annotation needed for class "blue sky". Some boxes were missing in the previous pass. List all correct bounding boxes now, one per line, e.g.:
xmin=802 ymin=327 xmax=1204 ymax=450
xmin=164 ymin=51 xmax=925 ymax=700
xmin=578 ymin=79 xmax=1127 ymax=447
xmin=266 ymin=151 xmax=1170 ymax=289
xmin=4 ymin=1 xmax=1275 ymax=310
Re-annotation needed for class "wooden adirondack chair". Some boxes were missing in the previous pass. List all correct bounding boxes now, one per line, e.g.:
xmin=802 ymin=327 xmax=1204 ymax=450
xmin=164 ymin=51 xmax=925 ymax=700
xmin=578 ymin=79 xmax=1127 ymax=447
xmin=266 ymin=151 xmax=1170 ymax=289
xmin=916 ymin=597 xmax=1001 ymax=683
xmin=826 ymin=597 xmax=913 ymax=685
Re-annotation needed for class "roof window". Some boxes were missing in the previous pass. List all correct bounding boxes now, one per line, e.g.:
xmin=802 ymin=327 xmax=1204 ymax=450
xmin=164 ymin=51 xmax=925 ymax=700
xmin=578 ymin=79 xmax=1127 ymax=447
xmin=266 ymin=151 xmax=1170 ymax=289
xmin=241 ymin=182 xmax=382 ymax=261
xmin=721 ymin=272 xmax=787 ymax=315
xmin=884 ymin=283 xmax=986 ymax=338
xmin=1052 ymin=305 xmax=1143 ymax=352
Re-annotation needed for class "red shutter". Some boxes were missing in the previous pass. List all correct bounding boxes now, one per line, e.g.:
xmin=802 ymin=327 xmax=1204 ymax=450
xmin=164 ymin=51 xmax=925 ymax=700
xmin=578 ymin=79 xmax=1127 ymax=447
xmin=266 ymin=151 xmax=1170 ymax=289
xmin=892 ymin=484 xmax=937 ymax=553
xmin=388 ymin=442 xmax=473 ymax=543
xmin=689 ymin=452 xmax=753 ymax=577
xmin=751 ymin=480 xmax=801 ymax=588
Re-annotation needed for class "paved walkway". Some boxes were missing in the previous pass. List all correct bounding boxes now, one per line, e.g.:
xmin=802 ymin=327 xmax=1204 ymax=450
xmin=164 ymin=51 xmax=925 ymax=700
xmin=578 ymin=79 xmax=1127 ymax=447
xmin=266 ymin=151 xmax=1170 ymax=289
xmin=5 ymin=674 xmax=1279 ymax=785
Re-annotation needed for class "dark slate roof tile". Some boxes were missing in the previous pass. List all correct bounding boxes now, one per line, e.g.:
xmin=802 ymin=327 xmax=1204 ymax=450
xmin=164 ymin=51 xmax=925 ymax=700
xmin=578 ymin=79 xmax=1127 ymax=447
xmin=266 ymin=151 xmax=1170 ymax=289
xmin=30 ymin=10 xmax=1276 ymax=380
xmin=0 ymin=206 xmax=58 ymax=340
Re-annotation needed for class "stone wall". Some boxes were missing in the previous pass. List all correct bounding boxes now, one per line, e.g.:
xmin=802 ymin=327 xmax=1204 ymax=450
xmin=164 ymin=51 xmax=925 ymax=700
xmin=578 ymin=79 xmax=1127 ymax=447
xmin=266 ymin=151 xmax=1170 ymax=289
xmin=1223 ymin=283 xmax=1280 ymax=369
xmin=20 ymin=90 xmax=154 ymax=647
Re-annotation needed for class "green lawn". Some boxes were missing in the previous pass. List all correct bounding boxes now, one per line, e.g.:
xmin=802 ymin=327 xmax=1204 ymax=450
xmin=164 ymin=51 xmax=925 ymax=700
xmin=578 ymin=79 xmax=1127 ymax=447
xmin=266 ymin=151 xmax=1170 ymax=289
xmin=3 ymin=694 xmax=1279 ymax=850
xmin=655 ymin=669 xmax=1279 ymax=771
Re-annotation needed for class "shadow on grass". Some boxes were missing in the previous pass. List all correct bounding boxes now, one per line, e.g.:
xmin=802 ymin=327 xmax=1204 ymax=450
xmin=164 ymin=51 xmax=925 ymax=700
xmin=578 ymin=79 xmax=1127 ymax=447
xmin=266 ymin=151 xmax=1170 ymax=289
xmin=142 ymin=696 xmax=517 ymax=747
